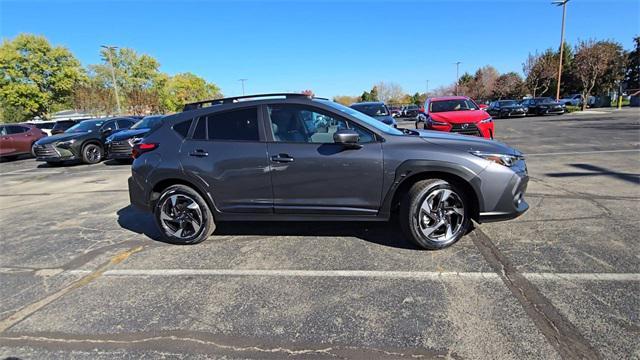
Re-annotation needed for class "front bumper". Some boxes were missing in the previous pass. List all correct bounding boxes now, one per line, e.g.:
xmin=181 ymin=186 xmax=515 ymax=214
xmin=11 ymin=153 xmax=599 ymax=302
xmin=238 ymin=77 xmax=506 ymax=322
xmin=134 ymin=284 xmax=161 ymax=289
xmin=107 ymin=140 xmax=134 ymax=159
xmin=33 ymin=143 xmax=78 ymax=162
xmin=478 ymin=160 xmax=529 ymax=223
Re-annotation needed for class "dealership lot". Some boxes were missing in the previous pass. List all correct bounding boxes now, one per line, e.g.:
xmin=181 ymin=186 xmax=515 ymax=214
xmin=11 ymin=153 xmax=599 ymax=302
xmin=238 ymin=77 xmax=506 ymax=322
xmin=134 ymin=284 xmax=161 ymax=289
xmin=0 ymin=109 xmax=638 ymax=359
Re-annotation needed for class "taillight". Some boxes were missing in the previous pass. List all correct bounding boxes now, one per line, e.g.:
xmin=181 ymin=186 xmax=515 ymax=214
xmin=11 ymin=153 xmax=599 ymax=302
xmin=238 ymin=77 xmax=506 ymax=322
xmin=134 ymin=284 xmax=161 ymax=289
xmin=132 ymin=142 xmax=158 ymax=159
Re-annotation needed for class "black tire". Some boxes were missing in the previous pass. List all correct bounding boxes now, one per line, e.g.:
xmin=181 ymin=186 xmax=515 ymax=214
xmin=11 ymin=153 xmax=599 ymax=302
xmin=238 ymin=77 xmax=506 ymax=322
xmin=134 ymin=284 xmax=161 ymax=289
xmin=154 ymin=184 xmax=215 ymax=245
xmin=400 ymin=179 xmax=471 ymax=250
xmin=81 ymin=143 xmax=103 ymax=164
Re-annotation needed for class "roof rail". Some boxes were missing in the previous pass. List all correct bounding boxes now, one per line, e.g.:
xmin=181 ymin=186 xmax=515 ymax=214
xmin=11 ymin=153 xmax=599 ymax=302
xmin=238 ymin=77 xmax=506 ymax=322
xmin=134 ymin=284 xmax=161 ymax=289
xmin=183 ymin=93 xmax=312 ymax=111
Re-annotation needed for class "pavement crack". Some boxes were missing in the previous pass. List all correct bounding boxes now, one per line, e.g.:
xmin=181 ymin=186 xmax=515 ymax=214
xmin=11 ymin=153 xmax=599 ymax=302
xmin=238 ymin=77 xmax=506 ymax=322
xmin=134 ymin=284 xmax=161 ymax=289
xmin=471 ymin=229 xmax=603 ymax=360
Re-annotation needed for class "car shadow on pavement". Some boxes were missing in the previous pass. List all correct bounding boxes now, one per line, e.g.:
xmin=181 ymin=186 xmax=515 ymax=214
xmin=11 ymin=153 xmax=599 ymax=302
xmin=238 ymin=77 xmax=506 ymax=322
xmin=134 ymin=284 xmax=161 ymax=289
xmin=104 ymin=159 xmax=132 ymax=166
xmin=116 ymin=205 xmax=421 ymax=250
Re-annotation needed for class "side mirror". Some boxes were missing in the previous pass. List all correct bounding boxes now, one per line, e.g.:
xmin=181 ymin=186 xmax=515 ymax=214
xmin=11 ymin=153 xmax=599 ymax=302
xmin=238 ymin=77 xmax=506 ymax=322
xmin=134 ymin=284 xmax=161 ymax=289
xmin=478 ymin=104 xmax=489 ymax=110
xmin=333 ymin=129 xmax=361 ymax=149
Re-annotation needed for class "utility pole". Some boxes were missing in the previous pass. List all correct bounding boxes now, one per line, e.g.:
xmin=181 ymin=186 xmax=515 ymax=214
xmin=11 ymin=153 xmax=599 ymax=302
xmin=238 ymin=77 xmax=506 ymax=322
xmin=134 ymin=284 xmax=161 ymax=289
xmin=425 ymin=80 xmax=429 ymax=95
xmin=239 ymin=79 xmax=248 ymax=96
xmin=455 ymin=62 xmax=461 ymax=94
xmin=101 ymin=45 xmax=121 ymax=114
xmin=552 ymin=0 xmax=570 ymax=101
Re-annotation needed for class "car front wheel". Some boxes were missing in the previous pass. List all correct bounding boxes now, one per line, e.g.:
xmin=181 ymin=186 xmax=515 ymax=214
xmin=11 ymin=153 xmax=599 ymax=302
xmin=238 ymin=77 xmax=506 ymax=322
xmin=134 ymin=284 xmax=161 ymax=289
xmin=154 ymin=185 xmax=216 ymax=245
xmin=82 ymin=143 xmax=103 ymax=164
xmin=400 ymin=179 xmax=471 ymax=250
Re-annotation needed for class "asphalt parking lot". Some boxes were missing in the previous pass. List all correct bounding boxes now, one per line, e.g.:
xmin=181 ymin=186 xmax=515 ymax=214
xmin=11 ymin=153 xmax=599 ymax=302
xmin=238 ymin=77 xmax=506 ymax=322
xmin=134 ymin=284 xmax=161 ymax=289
xmin=0 ymin=108 xmax=639 ymax=359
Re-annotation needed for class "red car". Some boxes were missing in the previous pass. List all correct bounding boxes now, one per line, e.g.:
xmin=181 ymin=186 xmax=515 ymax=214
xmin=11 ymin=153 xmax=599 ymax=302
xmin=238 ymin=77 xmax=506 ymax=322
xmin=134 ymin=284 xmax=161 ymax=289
xmin=416 ymin=96 xmax=494 ymax=139
xmin=0 ymin=123 xmax=47 ymax=159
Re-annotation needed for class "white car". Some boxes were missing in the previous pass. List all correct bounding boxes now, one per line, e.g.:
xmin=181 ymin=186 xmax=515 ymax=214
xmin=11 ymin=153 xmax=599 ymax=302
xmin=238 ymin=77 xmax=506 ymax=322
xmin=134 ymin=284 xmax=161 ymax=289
xmin=26 ymin=120 xmax=56 ymax=136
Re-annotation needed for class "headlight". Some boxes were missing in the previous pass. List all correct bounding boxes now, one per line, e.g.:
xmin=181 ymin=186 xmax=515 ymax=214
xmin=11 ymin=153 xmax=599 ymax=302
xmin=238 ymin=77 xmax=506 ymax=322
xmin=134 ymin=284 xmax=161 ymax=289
xmin=479 ymin=117 xmax=493 ymax=124
xmin=427 ymin=118 xmax=448 ymax=126
xmin=471 ymin=151 xmax=524 ymax=167
xmin=57 ymin=139 xmax=76 ymax=148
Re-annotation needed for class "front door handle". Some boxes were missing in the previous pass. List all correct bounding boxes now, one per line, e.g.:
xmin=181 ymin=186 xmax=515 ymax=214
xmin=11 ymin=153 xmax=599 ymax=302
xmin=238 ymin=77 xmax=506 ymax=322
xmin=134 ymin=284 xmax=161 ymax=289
xmin=270 ymin=153 xmax=294 ymax=163
xmin=189 ymin=149 xmax=209 ymax=157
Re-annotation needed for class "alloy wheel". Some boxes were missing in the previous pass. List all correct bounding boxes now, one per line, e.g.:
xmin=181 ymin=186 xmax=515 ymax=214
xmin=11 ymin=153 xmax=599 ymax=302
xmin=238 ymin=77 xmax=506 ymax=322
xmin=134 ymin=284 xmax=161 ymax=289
xmin=86 ymin=146 xmax=101 ymax=163
xmin=416 ymin=188 xmax=465 ymax=243
xmin=159 ymin=194 xmax=203 ymax=239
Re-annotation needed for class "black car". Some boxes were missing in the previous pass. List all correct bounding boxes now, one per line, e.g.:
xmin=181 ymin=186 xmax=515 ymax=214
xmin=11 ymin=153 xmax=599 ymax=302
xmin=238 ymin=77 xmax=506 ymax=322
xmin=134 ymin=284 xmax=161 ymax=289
xmin=106 ymin=115 xmax=165 ymax=161
xmin=486 ymin=100 xmax=527 ymax=118
xmin=402 ymin=105 xmax=420 ymax=118
xmin=520 ymin=97 xmax=565 ymax=116
xmin=128 ymin=93 xmax=529 ymax=250
xmin=33 ymin=117 xmax=136 ymax=165
xmin=51 ymin=119 xmax=84 ymax=135
xmin=350 ymin=102 xmax=397 ymax=127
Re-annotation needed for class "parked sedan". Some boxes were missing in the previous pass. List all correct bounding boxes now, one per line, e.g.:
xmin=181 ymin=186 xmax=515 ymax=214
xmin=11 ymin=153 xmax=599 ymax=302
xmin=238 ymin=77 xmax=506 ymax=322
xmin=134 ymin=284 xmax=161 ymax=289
xmin=350 ymin=102 xmax=397 ymax=127
xmin=0 ymin=124 xmax=47 ymax=160
xmin=106 ymin=115 xmax=165 ymax=161
xmin=520 ymin=97 xmax=565 ymax=116
xmin=33 ymin=117 xmax=136 ymax=165
xmin=487 ymin=100 xmax=527 ymax=118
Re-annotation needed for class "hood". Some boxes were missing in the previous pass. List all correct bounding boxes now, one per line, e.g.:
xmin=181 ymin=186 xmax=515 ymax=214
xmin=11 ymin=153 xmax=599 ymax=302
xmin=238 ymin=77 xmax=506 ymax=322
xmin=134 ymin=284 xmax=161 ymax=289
xmin=501 ymin=104 xmax=525 ymax=109
xmin=372 ymin=115 xmax=396 ymax=125
xmin=108 ymin=128 xmax=149 ymax=141
xmin=35 ymin=132 xmax=87 ymax=145
xmin=417 ymin=129 xmax=520 ymax=156
xmin=429 ymin=110 xmax=491 ymax=124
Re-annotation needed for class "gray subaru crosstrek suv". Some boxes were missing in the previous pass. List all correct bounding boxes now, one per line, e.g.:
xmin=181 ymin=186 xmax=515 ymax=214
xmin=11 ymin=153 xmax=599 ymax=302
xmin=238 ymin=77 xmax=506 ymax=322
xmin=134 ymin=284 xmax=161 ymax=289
xmin=128 ymin=93 xmax=528 ymax=250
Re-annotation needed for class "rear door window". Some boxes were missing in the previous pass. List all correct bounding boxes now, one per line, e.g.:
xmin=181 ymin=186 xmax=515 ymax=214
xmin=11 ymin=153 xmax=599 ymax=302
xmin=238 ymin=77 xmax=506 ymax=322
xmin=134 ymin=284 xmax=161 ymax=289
xmin=206 ymin=107 xmax=259 ymax=141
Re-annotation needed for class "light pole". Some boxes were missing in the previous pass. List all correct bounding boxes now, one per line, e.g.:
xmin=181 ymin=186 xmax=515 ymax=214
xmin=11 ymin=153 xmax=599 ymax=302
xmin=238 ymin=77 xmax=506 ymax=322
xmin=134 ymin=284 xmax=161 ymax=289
xmin=552 ymin=0 xmax=570 ymax=101
xmin=238 ymin=79 xmax=248 ymax=96
xmin=100 ymin=45 xmax=121 ymax=114
xmin=425 ymin=80 xmax=429 ymax=95
xmin=454 ymin=62 xmax=462 ymax=96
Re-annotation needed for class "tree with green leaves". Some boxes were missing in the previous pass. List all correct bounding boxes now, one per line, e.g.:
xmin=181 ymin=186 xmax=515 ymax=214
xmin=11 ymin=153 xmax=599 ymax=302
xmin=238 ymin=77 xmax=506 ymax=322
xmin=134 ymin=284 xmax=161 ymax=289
xmin=89 ymin=47 xmax=165 ymax=114
xmin=0 ymin=34 xmax=85 ymax=122
xmin=624 ymin=36 xmax=640 ymax=90
xmin=161 ymin=72 xmax=222 ymax=113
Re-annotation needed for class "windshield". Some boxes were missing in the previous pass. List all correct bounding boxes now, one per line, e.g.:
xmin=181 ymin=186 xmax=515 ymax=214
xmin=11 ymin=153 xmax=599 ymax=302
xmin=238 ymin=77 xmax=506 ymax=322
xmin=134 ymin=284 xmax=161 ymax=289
xmin=498 ymin=100 xmax=517 ymax=106
xmin=351 ymin=104 xmax=389 ymax=117
xmin=131 ymin=115 xmax=163 ymax=129
xmin=430 ymin=99 xmax=478 ymax=113
xmin=65 ymin=120 xmax=104 ymax=133
xmin=315 ymin=99 xmax=403 ymax=135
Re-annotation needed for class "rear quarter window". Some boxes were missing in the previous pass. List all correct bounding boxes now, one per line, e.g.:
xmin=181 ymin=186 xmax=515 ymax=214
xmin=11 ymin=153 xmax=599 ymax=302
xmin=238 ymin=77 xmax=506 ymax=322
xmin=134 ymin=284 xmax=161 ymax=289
xmin=172 ymin=119 xmax=192 ymax=138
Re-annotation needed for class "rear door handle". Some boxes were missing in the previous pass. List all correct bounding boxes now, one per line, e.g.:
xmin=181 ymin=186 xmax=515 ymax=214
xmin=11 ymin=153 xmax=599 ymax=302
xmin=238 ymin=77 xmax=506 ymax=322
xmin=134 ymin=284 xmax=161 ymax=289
xmin=189 ymin=149 xmax=208 ymax=157
xmin=270 ymin=154 xmax=294 ymax=163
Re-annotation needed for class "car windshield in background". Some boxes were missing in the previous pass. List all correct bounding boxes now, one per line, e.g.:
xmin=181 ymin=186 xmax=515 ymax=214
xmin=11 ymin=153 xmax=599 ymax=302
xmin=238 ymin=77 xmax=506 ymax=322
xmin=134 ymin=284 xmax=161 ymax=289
xmin=430 ymin=99 xmax=478 ymax=113
xmin=316 ymin=99 xmax=403 ymax=135
xmin=131 ymin=116 xmax=163 ymax=129
xmin=65 ymin=120 xmax=103 ymax=133
xmin=499 ymin=100 xmax=518 ymax=106
xmin=351 ymin=104 xmax=389 ymax=116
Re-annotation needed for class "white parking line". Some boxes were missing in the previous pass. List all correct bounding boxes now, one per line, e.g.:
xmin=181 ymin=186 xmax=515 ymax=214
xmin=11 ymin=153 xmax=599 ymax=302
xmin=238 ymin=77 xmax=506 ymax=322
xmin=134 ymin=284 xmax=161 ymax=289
xmin=525 ymin=149 xmax=640 ymax=156
xmin=63 ymin=269 xmax=640 ymax=281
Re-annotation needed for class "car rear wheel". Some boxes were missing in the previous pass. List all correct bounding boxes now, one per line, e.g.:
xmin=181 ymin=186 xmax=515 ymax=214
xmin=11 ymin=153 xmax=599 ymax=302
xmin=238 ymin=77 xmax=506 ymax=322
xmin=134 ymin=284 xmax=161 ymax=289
xmin=400 ymin=179 xmax=471 ymax=250
xmin=154 ymin=185 xmax=215 ymax=245
xmin=81 ymin=143 xmax=103 ymax=164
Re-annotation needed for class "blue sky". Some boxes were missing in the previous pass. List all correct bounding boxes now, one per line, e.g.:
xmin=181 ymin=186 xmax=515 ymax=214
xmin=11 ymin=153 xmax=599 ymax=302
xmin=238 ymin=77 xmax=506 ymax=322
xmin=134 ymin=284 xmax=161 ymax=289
xmin=1 ymin=0 xmax=638 ymax=98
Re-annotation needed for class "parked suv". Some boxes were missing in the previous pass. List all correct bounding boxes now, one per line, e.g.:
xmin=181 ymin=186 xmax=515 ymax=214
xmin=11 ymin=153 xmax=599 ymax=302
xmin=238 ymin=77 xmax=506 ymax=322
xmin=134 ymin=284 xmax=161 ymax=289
xmin=0 ymin=124 xmax=47 ymax=159
xmin=350 ymin=102 xmax=397 ymax=127
xmin=129 ymin=93 xmax=528 ymax=250
xmin=416 ymin=96 xmax=494 ymax=139
xmin=33 ymin=117 xmax=136 ymax=165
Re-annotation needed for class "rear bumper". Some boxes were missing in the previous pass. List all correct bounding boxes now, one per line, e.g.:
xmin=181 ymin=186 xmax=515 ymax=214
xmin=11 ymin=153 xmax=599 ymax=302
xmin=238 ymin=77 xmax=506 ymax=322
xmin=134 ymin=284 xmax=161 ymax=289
xmin=107 ymin=141 xmax=134 ymax=159
xmin=128 ymin=176 xmax=151 ymax=212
